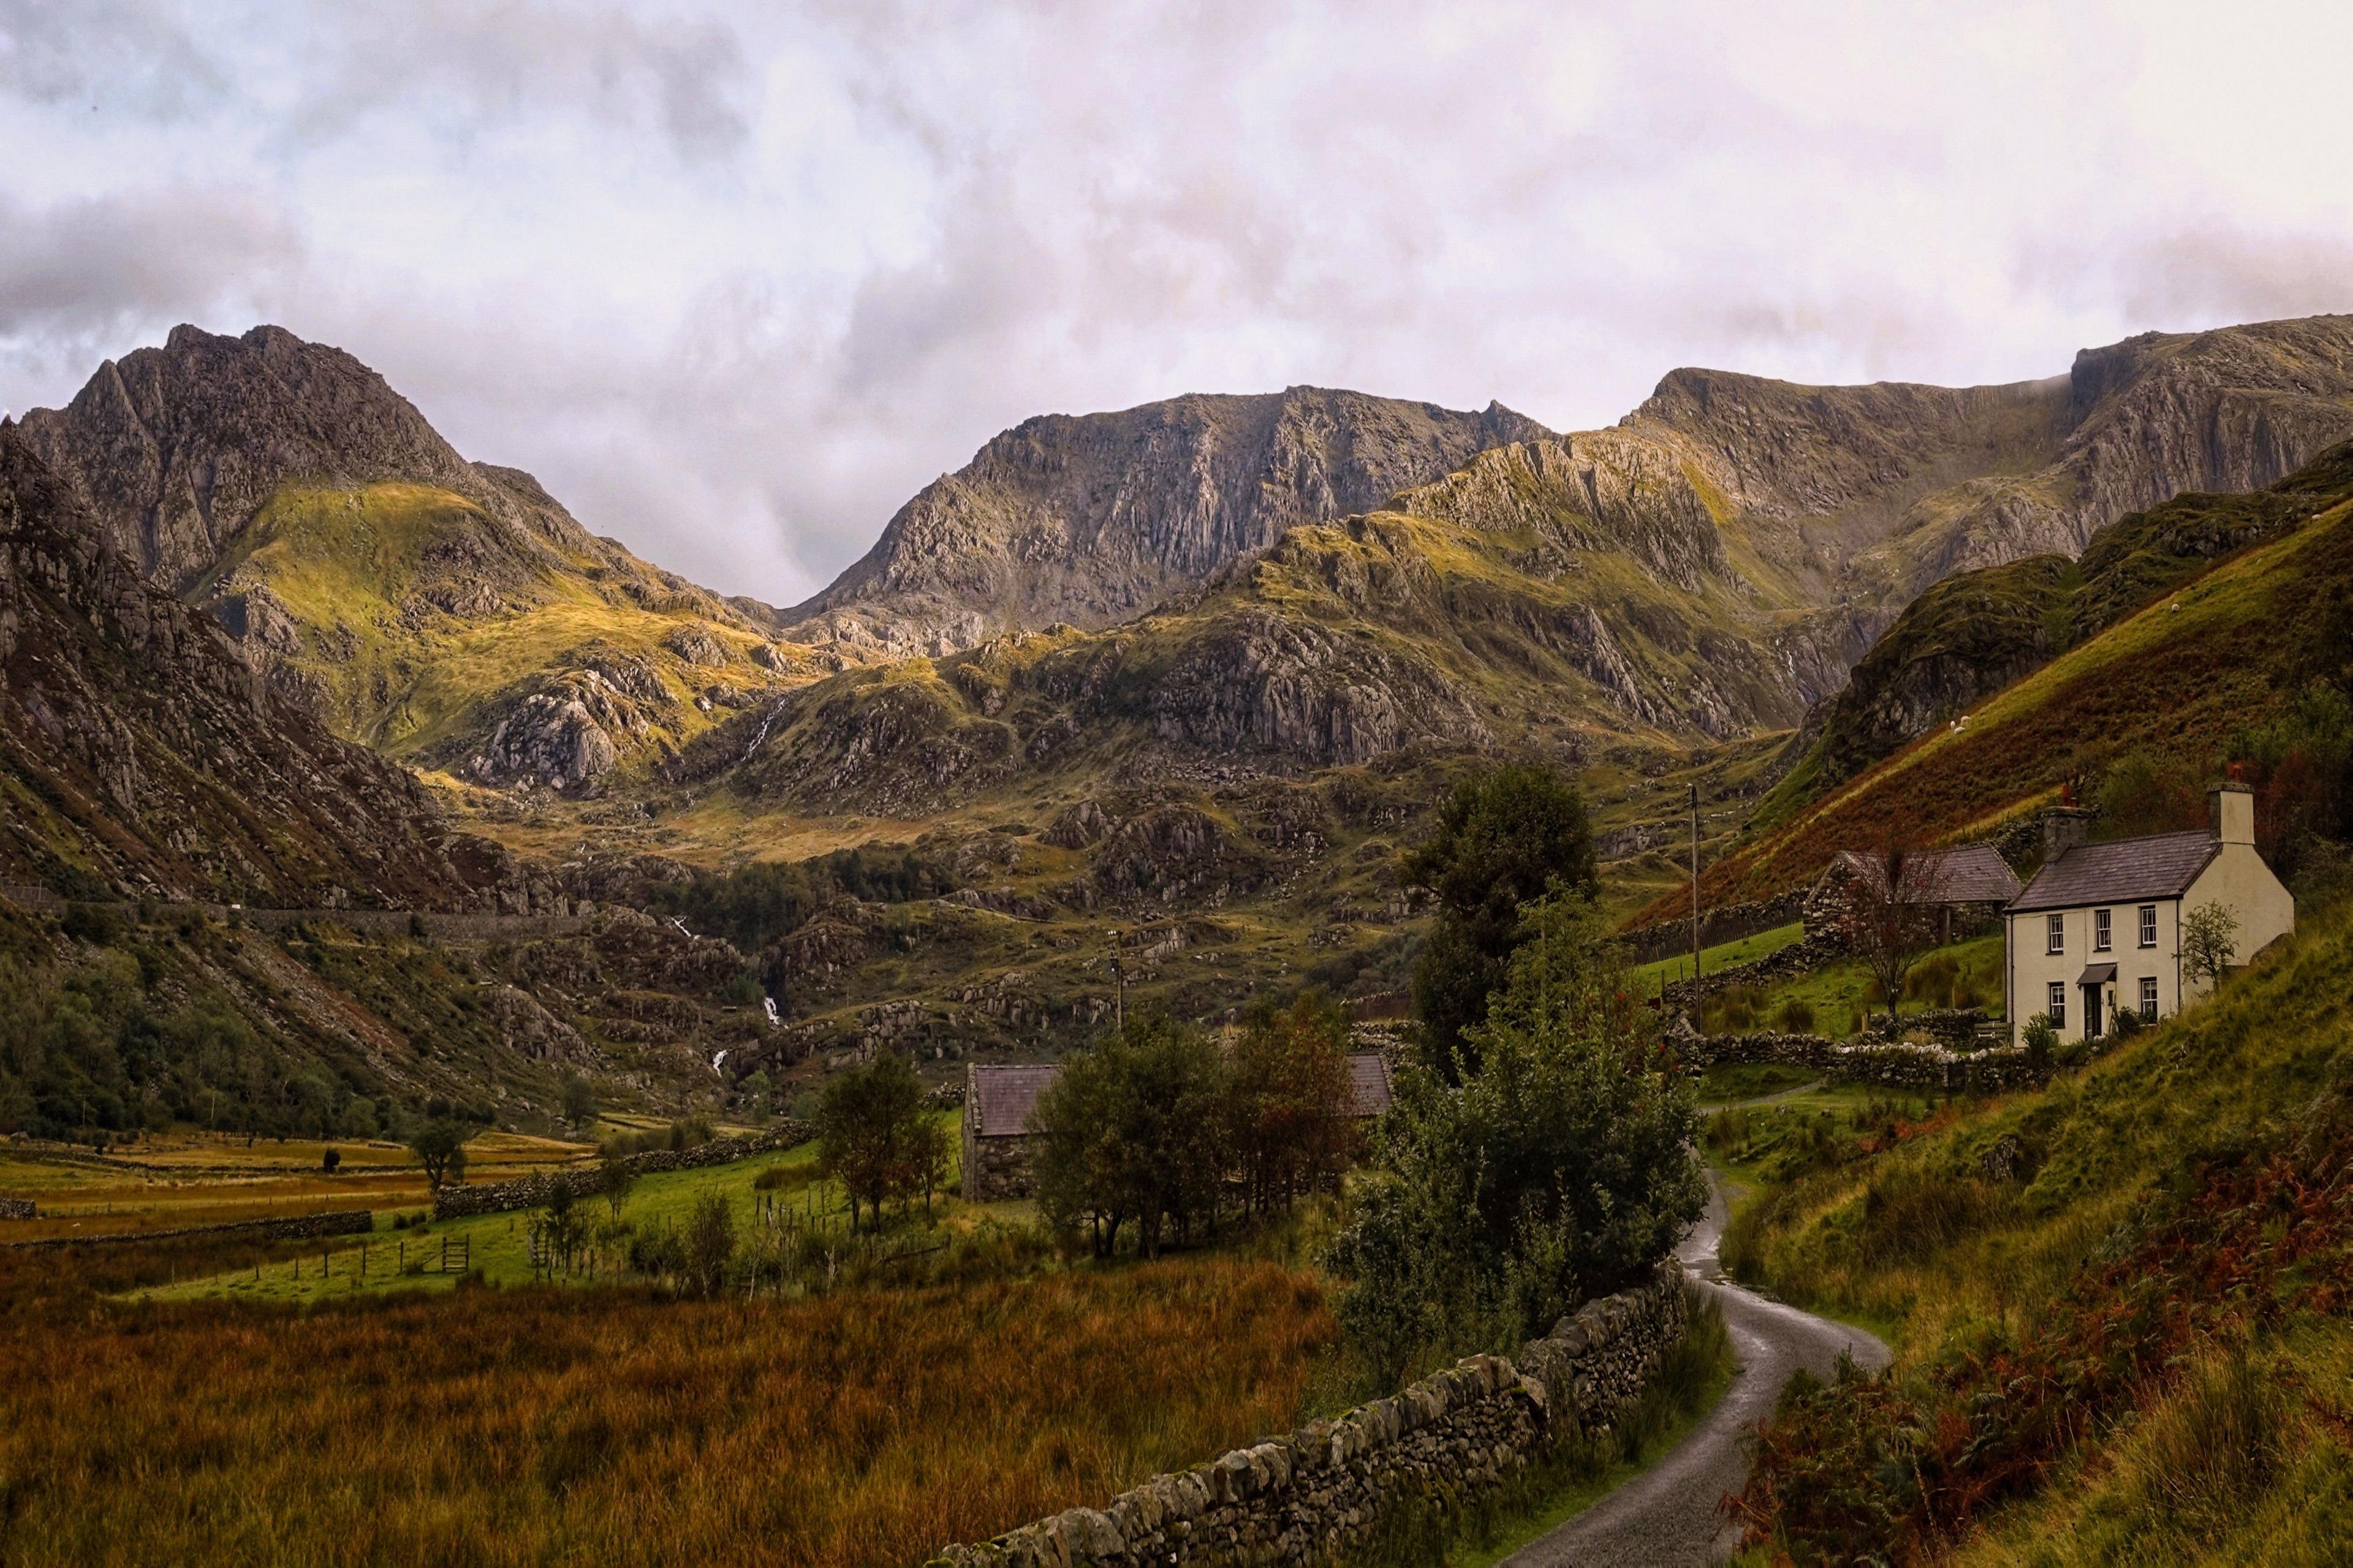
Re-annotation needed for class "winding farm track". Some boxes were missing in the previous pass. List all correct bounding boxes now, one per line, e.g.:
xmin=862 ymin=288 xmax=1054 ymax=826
xmin=1502 ymin=1180 xmax=1891 ymax=1568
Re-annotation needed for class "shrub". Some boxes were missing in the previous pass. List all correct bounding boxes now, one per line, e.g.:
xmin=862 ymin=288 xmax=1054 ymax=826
xmin=1329 ymin=895 xmax=1703 ymax=1385
xmin=2022 ymin=1013 xmax=2058 ymax=1067
xmin=320 ymin=1148 xmax=340 ymax=1173
xmin=1776 ymin=999 xmax=1816 ymax=1033
xmin=1705 ymin=983 xmax=1765 ymax=1033
xmin=684 ymin=1193 xmax=737 ymax=1297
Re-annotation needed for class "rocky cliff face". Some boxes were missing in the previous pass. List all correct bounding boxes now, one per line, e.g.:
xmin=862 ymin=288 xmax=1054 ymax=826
xmin=784 ymin=387 xmax=1552 ymax=655
xmin=0 ymin=422 xmax=559 ymax=907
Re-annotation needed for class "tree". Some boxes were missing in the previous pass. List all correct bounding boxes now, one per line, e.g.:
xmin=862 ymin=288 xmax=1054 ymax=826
xmin=683 ymin=1192 xmax=736 ymax=1297
xmin=407 ymin=1120 xmax=469 ymax=1192
xmin=1030 ymin=1015 xmax=1230 ymax=1259
xmin=539 ymin=1182 xmax=588 ymax=1274
xmin=1328 ymin=894 xmax=1705 ymax=1386
xmin=2183 ymin=901 xmax=2241 ymax=992
xmin=1830 ymin=839 xmax=1950 ymax=1023
xmin=1229 ymin=991 xmax=1356 ymax=1214
xmin=320 ymin=1147 xmax=341 ymax=1174
xmin=907 ymin=1113 xmax=952 ymax=1216
xmin=1404 ymin=763 xmax=1599 ymax=1079
xmin=560 ymin=1075 xmax=597 ymax=1128
xmin=595 ymin=1151 xmax=636 ymax=1219
xmin=817 ymin=1053 xmax=926 ymax=1229
xmin=740 ymin=1069 xmax=774 ymax=1123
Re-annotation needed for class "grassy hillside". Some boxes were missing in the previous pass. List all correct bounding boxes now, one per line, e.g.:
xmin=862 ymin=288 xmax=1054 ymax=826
xmin=195 ymin=482 xmax=814 ymax=775
xmin=1653 ymin=478 xmax=2353 ymax=922
xmin=1724 ymin=875 xmax=2353 ymax=1562
xmin=1757 ymin=439 xmax=2353 ymax=832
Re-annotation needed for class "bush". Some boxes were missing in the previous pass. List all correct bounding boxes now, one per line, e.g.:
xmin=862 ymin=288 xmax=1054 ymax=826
xmin=2021 ymin=1013 xmax=2058 ymax=1068
xmin=1329 ymin=895 xmax=1703 ymax=1385
xmin=1705 ymin=983 xmax=1765 ymax=1033
xmin=320 ymin=1148 xmax=340 ymax=1173
xmin=1776 ymin=999 xmax=1816 ymax=1033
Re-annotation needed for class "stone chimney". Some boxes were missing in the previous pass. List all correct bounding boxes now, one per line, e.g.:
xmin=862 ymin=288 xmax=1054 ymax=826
xmin=2042 ymin=805 xmax=2093 ymax=863
xmin=2210 ymin=776 xmax=2256 ymax=847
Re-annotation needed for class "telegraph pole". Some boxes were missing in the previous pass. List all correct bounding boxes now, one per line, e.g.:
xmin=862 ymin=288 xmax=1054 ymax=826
xmin=1689 ymin=783 xmax=1702 ymax=1015
xmin=1110 ymin=928 xmax=1124 ymax=1032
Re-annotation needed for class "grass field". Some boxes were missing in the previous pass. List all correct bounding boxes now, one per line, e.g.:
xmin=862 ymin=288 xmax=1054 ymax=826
xmin=0 ymin=1246 xmax=1335 ymax=1568
xmin=1704 ymin=931 xmax=2004 ymax=1038
xmin=1627 ymin=920 xmax=1806 ymax=998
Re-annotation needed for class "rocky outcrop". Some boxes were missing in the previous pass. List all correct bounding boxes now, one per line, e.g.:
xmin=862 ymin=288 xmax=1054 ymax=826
xmin=0 ymin=423 xmax=507 ymax=907
xmin=787 ymin=387 xmax=1553 ymax=654
xmin=17 ymin=324 xmax=599 ymax=592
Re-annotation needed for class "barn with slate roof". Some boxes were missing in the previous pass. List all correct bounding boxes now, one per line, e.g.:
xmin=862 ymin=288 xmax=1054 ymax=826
xmin=959 ymin=1051 xmax=1396 ymax=1201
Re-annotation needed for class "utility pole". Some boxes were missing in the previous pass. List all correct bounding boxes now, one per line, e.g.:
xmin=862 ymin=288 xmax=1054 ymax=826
xmin=1689 ymin=782 xmax=1702 ymax=1017
xmin=1110 ymin=929 xmax=1124 ymax=1032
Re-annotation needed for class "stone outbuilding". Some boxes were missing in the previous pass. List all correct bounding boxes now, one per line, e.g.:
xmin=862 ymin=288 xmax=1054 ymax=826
xmin=1803 ymin=843 xmax=2023 ymax=947
xmin=2004 ymin=781 xmax=2294 ymax=1043
xmin=960 ymin=1051 xmax=1398 ymax=1202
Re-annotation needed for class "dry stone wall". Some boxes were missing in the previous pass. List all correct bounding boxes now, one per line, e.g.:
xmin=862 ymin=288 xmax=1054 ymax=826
xmin=5 ymin=1208 xmax=370 ymax=1248
xmin=1688 ymin=1028 xmax=2051 ymax=1093
xmin=930 ymin=1260 xmax=1689 ymax=1567
xmin=0 ymin=1198 xmax=37 ymax=1220
xmin=431 ymin=1122 xmax=816 ymax=1219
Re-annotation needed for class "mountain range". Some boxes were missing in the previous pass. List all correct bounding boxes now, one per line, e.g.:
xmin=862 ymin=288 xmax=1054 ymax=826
xmin=9 ymin=311 xmax=2353 ymax=1076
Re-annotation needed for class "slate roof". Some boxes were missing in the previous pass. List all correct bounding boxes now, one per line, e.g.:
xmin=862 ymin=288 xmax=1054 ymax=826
xmin=2009 ymin=830 xmax=2220 ymax=914
xmin=1825 ymin=844 xmax=2023 ymax=905
xmin=968 ymin=1063 xmax=1063 ymax=1138
xmin=968 ymin=1053 xmax=1396 ymax=1136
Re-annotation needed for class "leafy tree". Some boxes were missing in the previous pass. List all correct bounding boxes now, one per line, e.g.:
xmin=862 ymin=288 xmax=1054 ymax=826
xmin=908 ymin=1113 xmax=952 ymax=1216
xmin=2183 ymin=902 xmax=2241 ymax=992
xmin=596 ymin=1151 xmax=636 ymax=1219
xmin=1030 ymin=1015 xmax=1230 ymax=1258
xmin=320 ymin=1148 xmax=341 ymax=1174
xmin=539 ymin=1182 xmax=589 ymax=1274
xmin=407 ymin=1120 xmax=470 ymax=1192
xmin=1404 ymin=763 xmax=1599 ymax=1078
xmin=1229 ymin=991 xmax=1356 ymax=1214
xmin=1329 ymin=895 xmax=1704 ymax=1386
xmin=817 ymin=1053 xmax=926 ymax=1229
xmin=740 ymin=1069 xmax=774 ymax=1122
xmin=560 ymin=1074 xmax=597 ymax=1127
xmin=683 ymin=1192 xmax=736 ymax=1297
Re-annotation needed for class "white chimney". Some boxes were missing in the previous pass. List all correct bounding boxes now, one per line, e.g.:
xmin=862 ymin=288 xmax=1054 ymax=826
xmin=2210 ymin=781 xmax=2255 ymax=847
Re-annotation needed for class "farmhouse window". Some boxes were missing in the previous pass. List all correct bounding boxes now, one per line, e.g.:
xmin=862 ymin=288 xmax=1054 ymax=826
xmin=2139 ymin=905 xmax=2157 ymax=948
xmin=2140 ymin=975 xmax=2158 ymax=1022
xmin=2048 ymin=982 xmax=2067 ymax=1029
xmin=2094 ymin=908 xmax=2112 ymax=952
xmin=2047 ymin=914 xmax=2065 ymax=955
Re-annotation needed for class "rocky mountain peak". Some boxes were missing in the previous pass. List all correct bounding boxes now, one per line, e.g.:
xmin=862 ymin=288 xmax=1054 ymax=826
xmin=784 ymin=385 xmax=1556 ymax=656
xmin=17 ymin=323 xmax=598 ymax=593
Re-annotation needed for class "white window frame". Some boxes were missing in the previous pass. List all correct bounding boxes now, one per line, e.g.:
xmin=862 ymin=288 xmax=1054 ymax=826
xmin=2094 ymin=907 xmax=2112 ymax=952
xmin=2046 ymin=913 xmax=2065 ymax=955
xmin=2048 ymin=980 xmax=2066 ymax=1029
xmin=2139 ymin=975 xmax=2158 ymax=1022
xmin=2138 ymin=904 xmax=2157 ymax=949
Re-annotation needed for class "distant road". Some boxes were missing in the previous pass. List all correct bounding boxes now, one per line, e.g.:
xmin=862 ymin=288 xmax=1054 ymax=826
xmin=1504 ymin=1180 xmax=1890 ymax=1567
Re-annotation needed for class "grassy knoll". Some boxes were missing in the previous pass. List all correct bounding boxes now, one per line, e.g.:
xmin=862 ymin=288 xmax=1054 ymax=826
xmin=1720 ymin=882 xmax=2353 ymax=1562
xmin=1627 ymin=919 xmax=1806 ymax=998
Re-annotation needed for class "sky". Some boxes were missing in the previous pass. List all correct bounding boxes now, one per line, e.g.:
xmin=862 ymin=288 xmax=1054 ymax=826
xmin=5 ymin=1 xmax=2353 ymax=605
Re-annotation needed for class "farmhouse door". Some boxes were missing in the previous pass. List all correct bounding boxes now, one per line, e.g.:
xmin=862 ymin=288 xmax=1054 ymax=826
xmin=2081 ymin=983 xmax=2103 ymax=1040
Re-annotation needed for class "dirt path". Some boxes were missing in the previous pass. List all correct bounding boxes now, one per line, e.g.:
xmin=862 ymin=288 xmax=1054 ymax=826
xmin=1502 ymin=1180 xmax=1889 ymax=1567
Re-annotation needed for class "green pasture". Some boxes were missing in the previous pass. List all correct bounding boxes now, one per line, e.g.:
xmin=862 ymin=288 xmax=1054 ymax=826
xmin=1627 ymin=920 xmax=1806 ymax=998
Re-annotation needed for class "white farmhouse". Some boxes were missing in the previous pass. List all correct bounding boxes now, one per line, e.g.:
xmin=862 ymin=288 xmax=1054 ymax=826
xmin=2004 ymin=781 xmax=2294 ymax=1043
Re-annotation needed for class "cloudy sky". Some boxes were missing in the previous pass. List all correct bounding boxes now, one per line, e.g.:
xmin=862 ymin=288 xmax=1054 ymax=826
xmin=4 ymin=1 xmax=2351 ymax=603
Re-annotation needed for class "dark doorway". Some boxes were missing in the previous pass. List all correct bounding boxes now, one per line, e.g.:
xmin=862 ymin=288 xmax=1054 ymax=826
xmin=2080 ymin=983 xmax=2103 ymax=1040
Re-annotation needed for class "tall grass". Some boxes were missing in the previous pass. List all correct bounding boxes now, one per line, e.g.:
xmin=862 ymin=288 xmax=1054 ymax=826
xmin=0 ymin=1248 xmax=1335 ymax=1567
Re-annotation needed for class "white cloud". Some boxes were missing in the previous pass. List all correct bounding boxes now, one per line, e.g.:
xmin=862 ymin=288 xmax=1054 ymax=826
xmin=5 ymin=0 xmax=2353 ymax=600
